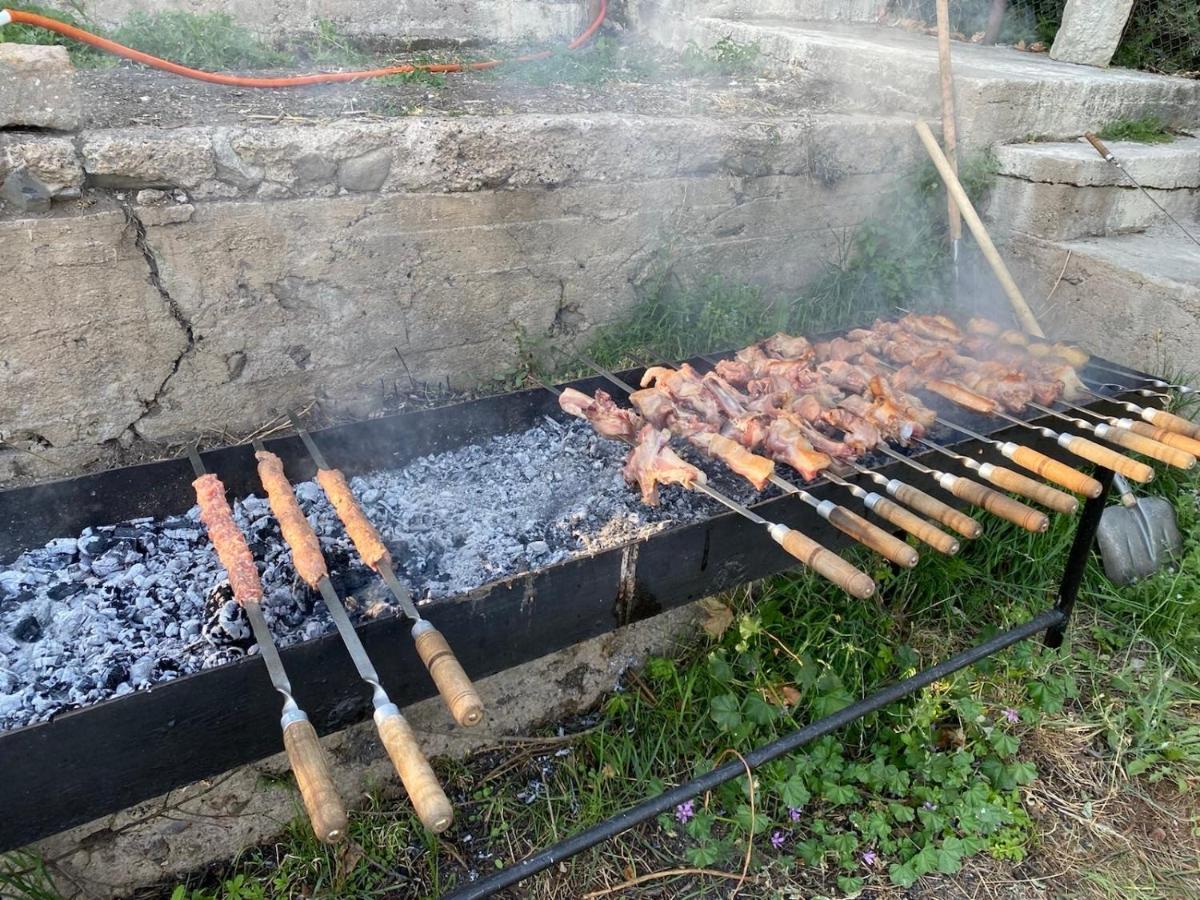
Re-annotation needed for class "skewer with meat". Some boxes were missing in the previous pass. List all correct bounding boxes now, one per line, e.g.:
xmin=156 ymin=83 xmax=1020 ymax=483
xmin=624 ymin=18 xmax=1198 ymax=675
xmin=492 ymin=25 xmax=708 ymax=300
xmin=558 ymin=388 xmax=644 ymax=441
xmin=623 ymin=425 xmax=708 ymax=505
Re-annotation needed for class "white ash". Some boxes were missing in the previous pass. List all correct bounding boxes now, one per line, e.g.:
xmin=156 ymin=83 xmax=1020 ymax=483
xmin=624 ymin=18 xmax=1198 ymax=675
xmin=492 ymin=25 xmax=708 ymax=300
xmin=0 ymin=419 xmax=769 ymax=733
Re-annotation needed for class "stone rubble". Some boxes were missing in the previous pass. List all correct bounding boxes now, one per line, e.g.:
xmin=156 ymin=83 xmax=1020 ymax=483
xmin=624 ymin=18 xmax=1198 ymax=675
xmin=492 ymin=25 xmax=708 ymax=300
xmin=0 ymin=418 xmax=767 ymax=733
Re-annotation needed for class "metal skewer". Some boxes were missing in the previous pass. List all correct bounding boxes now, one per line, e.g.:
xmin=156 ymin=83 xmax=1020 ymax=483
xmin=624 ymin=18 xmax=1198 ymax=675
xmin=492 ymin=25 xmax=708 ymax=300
xmin=570 ymin=352 xmax=921 ymax=567
xmin=839 ymin=457 xmax=983 ymax=540
xmin=1024 ymin=402 xmax=1195 ymax=471
xmin=927 ymin=416 xmax=1102 ymax=499
xmin=188 ymin=444 xmax=347 ymax=844
xmin=868 ymin=359 xmax=1143 ymax=490
xmin=1084 ymin=132 xmax=1200 ymax=250
xmin=250 ymin=440 xmax=454 ymax=832
xmin=287 ymin=413 xmax=485 ymax=728
xmin=1083 ymin=363 xmax=1196 ymax=397
xmin=915 ymin=439 xmax=1079 ymax=515
xmin=1075 ymin=384 xmax=1200 ymax=441
xmin=872 ymin=445 xmax=1048 ymax=533
xmin=530 ymin=375 xmax=877 ymax=599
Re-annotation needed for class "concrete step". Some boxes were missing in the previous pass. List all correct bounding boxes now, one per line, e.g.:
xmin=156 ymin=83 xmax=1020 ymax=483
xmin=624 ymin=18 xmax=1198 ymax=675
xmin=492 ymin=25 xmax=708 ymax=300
xmin=989 ymin=137 xmax=1200 ymax=240
xmin=645 ymin=17 xmax=1200 ymax=148
xmin=1010 ymin=223 xmax=1200 ymax=378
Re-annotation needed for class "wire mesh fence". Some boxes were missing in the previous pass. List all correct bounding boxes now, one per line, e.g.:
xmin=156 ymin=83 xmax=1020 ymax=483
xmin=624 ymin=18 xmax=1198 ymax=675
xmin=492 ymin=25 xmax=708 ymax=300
xmin=886 ymin=0 xmax=1062 ymax=45
xmin=1116 ymin=0 xmax=1200 ymax=76
xmin=886 ymin=0 xmax=1200 ymax=77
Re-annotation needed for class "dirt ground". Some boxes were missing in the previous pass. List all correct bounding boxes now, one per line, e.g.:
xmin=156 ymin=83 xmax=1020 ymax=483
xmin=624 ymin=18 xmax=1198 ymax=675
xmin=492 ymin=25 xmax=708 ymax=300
xmin=73 ymin=55 xmax=825 ymax=130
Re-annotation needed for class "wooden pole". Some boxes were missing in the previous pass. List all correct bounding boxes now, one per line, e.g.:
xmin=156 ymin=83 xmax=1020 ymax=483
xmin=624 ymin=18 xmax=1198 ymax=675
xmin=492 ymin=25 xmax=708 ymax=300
xmin=913 ymin=119 xmax=1046 ymax=337
xmin=935 ymin=0 xmax=962 ymax=250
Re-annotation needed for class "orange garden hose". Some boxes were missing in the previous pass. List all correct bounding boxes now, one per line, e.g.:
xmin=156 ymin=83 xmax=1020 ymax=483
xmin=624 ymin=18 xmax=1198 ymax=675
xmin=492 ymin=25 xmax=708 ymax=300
xmin=0 ymin=1 xmax=607 ymax=87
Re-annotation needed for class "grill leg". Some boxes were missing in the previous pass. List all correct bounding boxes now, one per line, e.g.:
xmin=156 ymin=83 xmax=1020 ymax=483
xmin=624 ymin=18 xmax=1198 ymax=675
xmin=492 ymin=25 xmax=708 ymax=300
xmin=1044 ymin=467 xmax=1116 ymax=649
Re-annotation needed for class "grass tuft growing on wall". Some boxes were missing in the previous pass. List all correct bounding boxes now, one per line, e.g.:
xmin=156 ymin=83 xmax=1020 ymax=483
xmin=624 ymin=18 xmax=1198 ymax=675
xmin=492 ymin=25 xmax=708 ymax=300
xmin=1097 ymin=115 xmax=1176 ymax=144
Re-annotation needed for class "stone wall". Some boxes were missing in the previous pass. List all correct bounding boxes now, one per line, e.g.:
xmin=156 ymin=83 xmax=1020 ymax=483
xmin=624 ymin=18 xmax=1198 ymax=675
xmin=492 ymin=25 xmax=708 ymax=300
xmin=45 ymin=0 xmax=592 ymax=43
xmin=0 ymin=112 xmax=915 ymax=484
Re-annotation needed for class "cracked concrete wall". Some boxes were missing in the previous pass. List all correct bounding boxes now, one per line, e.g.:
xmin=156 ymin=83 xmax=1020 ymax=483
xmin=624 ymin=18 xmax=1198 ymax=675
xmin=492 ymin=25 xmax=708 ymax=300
xmin=0 ymin=113 xmax=912 ymax=484
xmin=46 ymin=0 xmax=591 ymax=43
xmin=32 ymin=601 xmax=703 ymax=899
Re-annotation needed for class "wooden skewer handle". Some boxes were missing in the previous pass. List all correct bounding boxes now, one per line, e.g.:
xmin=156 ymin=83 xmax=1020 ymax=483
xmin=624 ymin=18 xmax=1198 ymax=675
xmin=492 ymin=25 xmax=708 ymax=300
xmin=977 ymin=463 xmax=1079 ymax=515
xmin=1095 ymin=425 xmax=1196 ymax=470
xmin=1001 ymin=443 xmax=1103 ymax=498
xmin=1058 ymin=435 xmax=1154 ymax=483
xmin=1125 ymin=420 xmax=1200 ymax=456
xmin=1083 ymin=132 xmax=1113 ymax=159
xmin=769 ymin=524 xmax=876 ymax=599
xmin=413 ymin=624 xmax=485 ymax=727
xmin=824 ymin=503 xmax=919 ymax=568
xmin=1142 ymin=408 xmax=1200 ymax=440
xmin=281 ymin=716 xmax=348 ymax=844
xmin=941 ymin=474 xmax=1049 ymax=533
xmin=867 ymin=494 xmax=960 ymax=556
xmin=374 ymin=705 xmax=454 ymax=833
xmin=887 ymin=479 xmax=982 ymax=539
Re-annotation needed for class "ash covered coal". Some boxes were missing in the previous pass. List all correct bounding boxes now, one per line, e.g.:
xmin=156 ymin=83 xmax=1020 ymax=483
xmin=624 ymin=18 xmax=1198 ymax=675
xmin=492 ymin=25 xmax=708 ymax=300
xmin=0 ymin=418 xmax=767 ymax=733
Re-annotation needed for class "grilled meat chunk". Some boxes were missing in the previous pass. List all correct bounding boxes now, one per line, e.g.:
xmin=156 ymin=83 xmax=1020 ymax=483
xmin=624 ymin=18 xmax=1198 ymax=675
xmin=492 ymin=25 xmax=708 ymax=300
xmin=688 ymin=431 xmax=775 ymax=490
xmin=559 ymin=388 xmax=645 ymax=442
xmin=194 ymin=474 xmax=263 ymax=604
xmin=761 ymin=332 xmax=814 ymax=362
xmin=763 ymin=418 xmax=832 ymax=481
xmin=623 ymin=426 xmax=707 ymax=505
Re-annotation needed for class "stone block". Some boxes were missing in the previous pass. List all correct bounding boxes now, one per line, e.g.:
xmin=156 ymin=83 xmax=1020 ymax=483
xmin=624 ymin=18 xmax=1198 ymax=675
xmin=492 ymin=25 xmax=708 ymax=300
xmin=0 ymin=134 xmax=84 ymax=200
xmin=0 ymin=43 xmax=79 ymax=130
xmin=82 ymin=129 xmax=216 ymax=190
xmin=1050 ymin=0 xmax=1136 ymax=68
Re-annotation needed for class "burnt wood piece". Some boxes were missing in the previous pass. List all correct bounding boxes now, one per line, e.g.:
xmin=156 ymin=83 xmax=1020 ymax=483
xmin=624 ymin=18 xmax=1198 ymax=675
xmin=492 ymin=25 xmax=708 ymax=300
xmin=0 ymin=353 xmax=1156 ymax=851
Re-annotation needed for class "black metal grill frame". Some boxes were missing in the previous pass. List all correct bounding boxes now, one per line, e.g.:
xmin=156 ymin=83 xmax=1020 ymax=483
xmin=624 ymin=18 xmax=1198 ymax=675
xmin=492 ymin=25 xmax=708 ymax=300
xmin=0 ymin=348 xmax=1161 ymax=853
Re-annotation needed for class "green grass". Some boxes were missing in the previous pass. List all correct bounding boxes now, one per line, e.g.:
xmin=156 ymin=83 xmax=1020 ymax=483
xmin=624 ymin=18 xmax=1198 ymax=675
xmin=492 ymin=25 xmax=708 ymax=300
xmin=572 ymin=152 xmax=997 ymax=376
xmin=109 ymin=11 xmax=288 ymax=70
xmin=1097 ymin=116 xmax=1177 ymax=144
xmin=680 ymin=35 xmax=763 ymax=77
xmin=1114 ymin=2 xmax=1200 ymax=75
xmin=0 ymin=3 xmax=111 ymax=67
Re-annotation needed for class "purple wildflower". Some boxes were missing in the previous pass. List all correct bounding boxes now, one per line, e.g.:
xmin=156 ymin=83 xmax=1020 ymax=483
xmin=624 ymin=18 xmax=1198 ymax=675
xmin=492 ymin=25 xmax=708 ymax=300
xmin=788 ymin=806 xmax=803 ymax=822
xmin=1003 ymin=707 xmax=1020 ymax=724
xmin=862 ymin=849 xmax=879 ymax=866
xmin=923 ymin=801 xmax=938 ymax=811
xmin=675 ymin=800 xmax=695 ymax=824
xmin=770 ymin=830 xmax=787 ymax=850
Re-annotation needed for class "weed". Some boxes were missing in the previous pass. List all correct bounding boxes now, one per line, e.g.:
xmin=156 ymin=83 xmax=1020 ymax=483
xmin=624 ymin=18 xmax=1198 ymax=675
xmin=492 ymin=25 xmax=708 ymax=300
xmin=110 ymin=12 xmax=287 ymax=71
xmin=287 ymin=18 xmax=370 ymax=68
xmin=1097 ymin=115 xmax=1176 ymax=144
xmin=376 ymin=61 xmax=448 ymax=89
xmin=681 ymin=35 xmax=762 ymax=77
xmin=490 ymin=36 xmax=661 ymax=87
xmin=583 ymin=273 xmax=784 ymax=369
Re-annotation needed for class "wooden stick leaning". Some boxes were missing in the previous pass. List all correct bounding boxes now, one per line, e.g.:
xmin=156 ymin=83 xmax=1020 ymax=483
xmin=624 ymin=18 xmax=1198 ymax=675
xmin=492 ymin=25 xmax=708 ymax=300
xmin=913 ymin=119 xmax=1046 ymax=338
xmin=934 ymin=0 xmax=962 ymax=265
